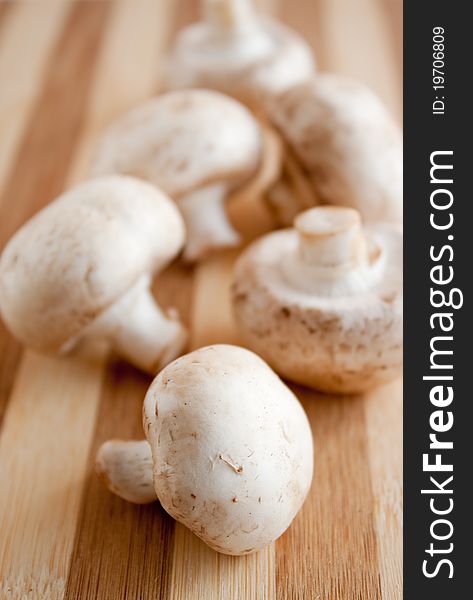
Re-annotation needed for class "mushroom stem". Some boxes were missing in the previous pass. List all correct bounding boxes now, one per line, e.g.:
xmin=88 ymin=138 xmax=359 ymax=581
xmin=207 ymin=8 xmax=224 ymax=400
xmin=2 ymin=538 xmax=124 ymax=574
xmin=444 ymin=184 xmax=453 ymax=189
xmin=96 ymin=440 xmax=157 ymax=504
xmin=294 ymin=206 xmax=368 ymax=270
xmin=177 ymin=183 xmax=241 ymax=262
xmin=204 ymin=0 xmax=257 ymax=32
xmin=87 ymin=275 xmax=187 ymax=374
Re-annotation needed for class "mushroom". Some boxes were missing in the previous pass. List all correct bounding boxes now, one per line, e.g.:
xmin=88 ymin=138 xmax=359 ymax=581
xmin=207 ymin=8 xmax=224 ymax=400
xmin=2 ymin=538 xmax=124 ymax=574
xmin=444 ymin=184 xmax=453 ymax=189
xmin=96 ymin=344 xmax=314 ymax=555
xmin=266 ymin=74 xmax=403 ymax=225
xmin=91 ymin=89 xmax=281 ymax=261
xmin=231 ymin=206 xmax=403 ymax=394
xmin=163 ymin=0 xmax=315 ymax=107
xmin=0 ymin=176 xmax=187 ymax=374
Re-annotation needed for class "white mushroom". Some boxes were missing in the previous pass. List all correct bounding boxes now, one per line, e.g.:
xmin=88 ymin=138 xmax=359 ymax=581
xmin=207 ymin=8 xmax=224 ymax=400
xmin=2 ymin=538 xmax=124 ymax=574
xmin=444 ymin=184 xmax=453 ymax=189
xmin=163 ymin=0 xmax=315 ymax=105
xmin=266 ymin=74 xmax=403 ymax=225
xmin=232 ymin=206 xmax=403 ymax=394
xmin=96 ymin=344 xmax=314 ymax=555
xmin=0 ymin=176 xmax=187 ymax=374
xmin=91 ymin=89 xmax=279 ymax=261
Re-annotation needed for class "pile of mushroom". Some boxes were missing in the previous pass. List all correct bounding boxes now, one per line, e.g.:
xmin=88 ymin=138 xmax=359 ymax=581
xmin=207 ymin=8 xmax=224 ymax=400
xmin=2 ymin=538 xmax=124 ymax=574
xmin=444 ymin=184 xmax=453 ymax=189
xmin=96 ymin=344 xmax=314 ymax=555
xmin=0 ymin=0 xmax=405 ymax=559
xmin=161 ymin=3 xmax=401 ymax=229
xmin=91 ymin=89 xmax=281 ymax=261
xmin=0 ymin=176 xmax=187 ymax=374
xmin=163 ymin=0 xmax=315 ymax=106
xmin=231 ymin=206 xmax=403 ymax=394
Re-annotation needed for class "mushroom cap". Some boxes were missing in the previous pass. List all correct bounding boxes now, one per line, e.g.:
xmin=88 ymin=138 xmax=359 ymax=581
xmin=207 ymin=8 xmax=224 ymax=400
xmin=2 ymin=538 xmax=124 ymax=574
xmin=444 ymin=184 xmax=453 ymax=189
xmin=164 ymin=17 xmax=315 ymax=102
xmin=232 ymin=218 xmax=403 ymax=393
xmin=268 ymin=74 xmax=403 ymax=223
xmin=91 ymin=90 xmax=262 ymax=198
xmin=0 ymin=176 xmax=185 ymax=352
xmin=142 ymin=344 xmax=314 ymax=555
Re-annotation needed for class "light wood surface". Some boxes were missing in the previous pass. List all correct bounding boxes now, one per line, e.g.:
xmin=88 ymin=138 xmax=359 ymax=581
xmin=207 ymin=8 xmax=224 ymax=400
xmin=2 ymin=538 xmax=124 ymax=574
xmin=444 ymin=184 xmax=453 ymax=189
xmin=0 ymin=1 xmax=403 ymax=598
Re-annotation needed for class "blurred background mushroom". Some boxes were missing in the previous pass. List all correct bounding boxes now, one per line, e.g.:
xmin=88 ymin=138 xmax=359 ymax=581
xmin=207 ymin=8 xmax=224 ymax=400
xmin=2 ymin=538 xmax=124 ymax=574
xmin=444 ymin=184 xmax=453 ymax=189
xmin=163 ymin=0 xmax=315 ymax=108
xmin=265 ymin=75 xmax=403 ymax=226
xmin=91 ymin=89 xmax=282 ymax=260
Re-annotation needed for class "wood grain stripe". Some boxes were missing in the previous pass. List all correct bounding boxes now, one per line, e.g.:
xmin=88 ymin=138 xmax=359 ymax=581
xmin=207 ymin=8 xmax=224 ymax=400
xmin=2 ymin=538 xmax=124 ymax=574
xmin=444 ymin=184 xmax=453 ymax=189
xmin=254 ymin=0 xmax=279 ymax=15
xmin=0 ymin=3 xmax=112 ymax=598
xmin=380 ymin=0 xmax=403 ymax=85
xmin=0 ymin=2 xmax=108 ymax=249
xmin=0 ymin=0 xmax=109 ymax=430
xmin=277 ymin=0 xmax=323 ymax=60
xmin=0 ymin=0 xmax=109 ymax=422
xmin=0 ymin=0 xmax=71 ymax=427
xmin=365 ymin=4 xmax=403 ymax=590
xmin=318 ymin=0 xmax=401 ymax=119
xmin=0 ymin=348 xmax=108 ymax=600
xmin=0 ymin=0 xmax=11 ymax=26
xmin=276 ymin=390 xmax=382 ymax=600
xmin=63 ymin=360 xmax=175 ymax=600
xmin=66 ymin=0 xmax=175 ymax=187
xmin=0 ymin=1 xmax=70 ymax=206
xmin=167 ymin=0 xmax=200 ymax=45
xmin=190 ymin=251 xmax=241 ymax=349
xmin=0 ymin=322 xmax=21 ymax=428
xmin=365 ymin=381 xmax=403 ymax=599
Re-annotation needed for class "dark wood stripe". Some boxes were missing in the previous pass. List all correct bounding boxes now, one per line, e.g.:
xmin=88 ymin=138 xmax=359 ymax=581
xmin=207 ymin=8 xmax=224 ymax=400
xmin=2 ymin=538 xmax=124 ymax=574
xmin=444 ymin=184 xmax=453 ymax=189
xmin=277 ymin=0 xmax=329 ymax=69
xmin=380 ymin=0 xmax=403 ymax=86
xmin=174 ymin=0 xmax=200 ymax=30
xmin=0 ymin=1 xmax=109 ymax=249
xmin=0 ymin=322 xmax=21 ymax=426
xmin=0 ymin=1 xmax=110 ymax=428
xmin=276 ymin=389 xmax=383 ymax=600
xmin=0 ymin=0 xmax=21 ymax=427
xmin=0 ymin=0 xmax=12 ymax=27
xmin=63 ymin=359 xmax=175 ymax=600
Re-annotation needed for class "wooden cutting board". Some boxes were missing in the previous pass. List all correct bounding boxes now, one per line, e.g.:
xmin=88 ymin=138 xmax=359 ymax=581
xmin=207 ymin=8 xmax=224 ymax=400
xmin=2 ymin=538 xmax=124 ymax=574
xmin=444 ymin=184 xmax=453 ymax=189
xmin=0 ymin=1 xmax=403 ymax=598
